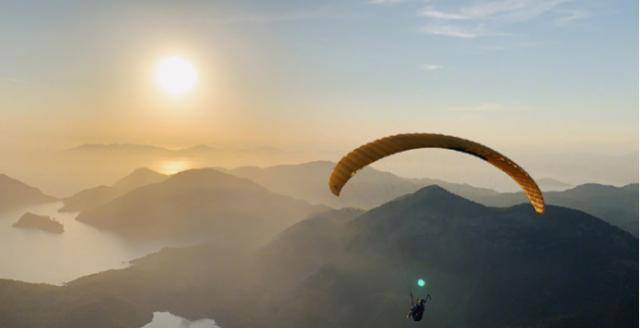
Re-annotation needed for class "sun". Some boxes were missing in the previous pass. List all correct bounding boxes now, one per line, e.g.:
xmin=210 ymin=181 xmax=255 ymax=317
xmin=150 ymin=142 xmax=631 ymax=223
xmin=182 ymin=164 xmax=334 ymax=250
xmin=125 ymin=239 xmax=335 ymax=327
xmin=154 ymin=56 xmax=198 ymax=96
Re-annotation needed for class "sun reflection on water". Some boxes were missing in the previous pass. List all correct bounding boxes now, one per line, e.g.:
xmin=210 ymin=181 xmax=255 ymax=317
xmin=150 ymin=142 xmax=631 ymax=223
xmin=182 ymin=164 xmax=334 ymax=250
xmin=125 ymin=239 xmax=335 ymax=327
xmin=155 ymin=159 xmax=194 ymax=175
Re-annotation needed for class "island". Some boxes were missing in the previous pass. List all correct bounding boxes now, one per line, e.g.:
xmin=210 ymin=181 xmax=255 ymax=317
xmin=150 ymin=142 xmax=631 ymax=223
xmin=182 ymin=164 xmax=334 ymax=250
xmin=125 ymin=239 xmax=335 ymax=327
xmin=12 ymin=212 xmax=64 ymax=234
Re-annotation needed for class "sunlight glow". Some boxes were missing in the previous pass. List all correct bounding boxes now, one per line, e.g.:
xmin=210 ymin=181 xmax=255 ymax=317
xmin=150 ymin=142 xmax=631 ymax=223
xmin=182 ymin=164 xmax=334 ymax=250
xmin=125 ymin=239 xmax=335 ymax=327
xmin=155 ymin=159 xmax=193 ymax=175
xmin=154 ymin=56 xmax=198 ymax=96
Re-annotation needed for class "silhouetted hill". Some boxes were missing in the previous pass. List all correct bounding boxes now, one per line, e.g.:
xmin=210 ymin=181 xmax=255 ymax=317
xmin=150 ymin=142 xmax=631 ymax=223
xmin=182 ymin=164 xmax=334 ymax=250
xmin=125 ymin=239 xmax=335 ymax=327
xmin=478 ymin=183 xmax=639 ymax=236
xmin=255 ymin=186 xmax=637 ymax=327
xmin=229 ymin=161 xmax=498 ymax=209
xmin=111 ymin=167 xmax=167 ymax=191
xmin=228 ymin=161 xmax=636 ymax=237
xmin=0 ymin=174 xmax=55 ymax=212
xmin=261 ymin=208 xmax=365 ymax=282
xmin=0 ymin=279 xmax=149 ymax=328
xmin=60 ymin=168 xmax=167 ymax=212
xmin=0 ymin=186 xmax=634 ymax=327
xmin=76 ymin=168 xmax=327 ymax=243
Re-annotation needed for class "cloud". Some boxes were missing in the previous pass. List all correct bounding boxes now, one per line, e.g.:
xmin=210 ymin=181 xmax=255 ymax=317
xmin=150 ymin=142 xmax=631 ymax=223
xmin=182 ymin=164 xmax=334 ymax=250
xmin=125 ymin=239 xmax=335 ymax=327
xmin=555 ymin=9 xmax=590 ymax=25
xmin=0 ymin=77 xmax=25 ymax=85
xmin=447 ymin=102 xmax=507 ymax=112
xmin=368 ymin=0 xmax=404 ymax=4
xmin=427 ymin=0 xmax=571 ymax=21
xmin=421 ymin=24 xmax=480 ymax=38
xmin=421 ymin=64 xmax=444 ymax=71
xmin=446 ymin=102 xmax=535 ymax=113
xmin=515 ymin=40 xmax=544 ymax=47
xmin=420 ymin=8 xmax=469 ymax=20
xmin=417 ymin=0 xmax=586 ymax=38
xmin=460 ymin=0 xmax=543 ymax=19
xmin=216 ymin=7 xmax=356 ymax=25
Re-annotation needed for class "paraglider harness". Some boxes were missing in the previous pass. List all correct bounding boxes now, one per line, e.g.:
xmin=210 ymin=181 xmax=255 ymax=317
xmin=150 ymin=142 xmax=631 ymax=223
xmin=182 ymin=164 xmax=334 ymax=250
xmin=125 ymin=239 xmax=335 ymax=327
xmin=407 ymin=291 xmax=431 ymax=322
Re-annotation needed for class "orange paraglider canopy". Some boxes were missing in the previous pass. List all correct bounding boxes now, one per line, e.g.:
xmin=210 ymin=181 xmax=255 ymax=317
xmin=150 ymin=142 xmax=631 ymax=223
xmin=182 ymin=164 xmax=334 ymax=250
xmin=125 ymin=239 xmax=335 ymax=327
xmin=329 ymin=133 xmax=545 ymax=214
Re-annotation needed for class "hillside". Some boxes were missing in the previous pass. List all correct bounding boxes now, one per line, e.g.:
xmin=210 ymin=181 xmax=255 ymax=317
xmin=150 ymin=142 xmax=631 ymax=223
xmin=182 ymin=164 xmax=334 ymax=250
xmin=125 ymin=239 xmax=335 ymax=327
xmin=0 ymin=174 xmax=55 ymax=212
xmin=254 ymin=186 xmax=637 ymax=327
xmin=60 ymin=168 xmax=167 ymax=212
xmin=228 ymin=161 xmax=637 ymax=236
xmin=75 ymin=168 xmax=327 ymax=243
xmin=477 ymin=183 xmax=639 ymax=236
xmin=0 ymin=186 xmax=635 ymax=327
xmin=229 ymin=161 xmax=498 ymax=209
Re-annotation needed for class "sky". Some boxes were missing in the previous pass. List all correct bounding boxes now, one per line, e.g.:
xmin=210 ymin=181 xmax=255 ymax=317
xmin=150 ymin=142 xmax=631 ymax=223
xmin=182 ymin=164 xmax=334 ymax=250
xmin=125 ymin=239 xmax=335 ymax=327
xmin=0 ymin=0 xmax=637 ymax=182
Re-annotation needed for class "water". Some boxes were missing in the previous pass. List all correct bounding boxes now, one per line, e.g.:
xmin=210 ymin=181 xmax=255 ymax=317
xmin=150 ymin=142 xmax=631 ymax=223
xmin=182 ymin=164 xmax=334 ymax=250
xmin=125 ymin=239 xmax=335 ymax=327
xmin=142 ymin=312 xmax=220 ymax=328
xmin=0 ymin=202 xmax=181 ymax=285
xmin=1 ymin=202 xmax=220 ymax=325
xmin=152 ymin=158 xmax=197 ymax=175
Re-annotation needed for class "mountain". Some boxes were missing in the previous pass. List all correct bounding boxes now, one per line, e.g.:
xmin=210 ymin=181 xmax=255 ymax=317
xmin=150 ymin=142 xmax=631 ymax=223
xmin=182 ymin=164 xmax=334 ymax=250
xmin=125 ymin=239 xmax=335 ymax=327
xmin=260 ymin=208 xmax=365 ymax=281
xmin=66 ymin=143 xmax=173 ymax=155
xmin=254 ymin=186 xmax=637 ymax=327
xmin=477 ymin=183 xmax=639 ymax=236
xmin=0 ymin=174 xmax=55 ymax=212
xmin=1 ymin=186 xmax=635 ymax=327
xmin=517 ymin=151 xmax=638 ymax=189
xmin=228 ymin=161 xmax=498 ymax=209
xmin=60 ymin=168 xmax=167 ymax=212
xmin=65 ymin=143 xmax=215 ymax=157
xmin=537 ymin=177 xmax=573 ymax=191
xmin=75 ymin=168 xmax=328 ymax=243
xmin=0 ymin=279 xmax=148 ymax=328
xmin=111 ymin=167 xmax=167 ymax=191
xmin=227 ymin=161 xmax=636 ymax=237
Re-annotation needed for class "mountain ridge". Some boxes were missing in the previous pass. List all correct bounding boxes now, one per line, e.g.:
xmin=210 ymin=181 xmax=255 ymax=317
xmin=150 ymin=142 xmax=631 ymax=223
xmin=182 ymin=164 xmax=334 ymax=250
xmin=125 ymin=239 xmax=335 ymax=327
xmin=0 ymin=185 xmax=636 ymax=327
xmin=60 ymin=167 xmax=167 ymax=212
xmin=228 ymin=161 xmax=638 ymax=236
xmin=75 ymin=168 xmax=328 ymax=243
xmin=0 ymin=174 xmax=56 ymax=212
xmin=256 ymin=185 xmax=637 ymax=327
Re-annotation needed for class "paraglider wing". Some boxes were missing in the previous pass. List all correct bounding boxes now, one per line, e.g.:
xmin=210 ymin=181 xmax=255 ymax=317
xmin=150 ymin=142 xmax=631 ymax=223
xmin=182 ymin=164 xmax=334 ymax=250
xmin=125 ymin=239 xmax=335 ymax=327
xmin=328 ymin=133 xmax=545 ymax=214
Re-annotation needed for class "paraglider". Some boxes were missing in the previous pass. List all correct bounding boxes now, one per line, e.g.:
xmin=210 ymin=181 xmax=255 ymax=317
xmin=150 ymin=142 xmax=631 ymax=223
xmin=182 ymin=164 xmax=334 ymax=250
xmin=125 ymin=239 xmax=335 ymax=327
xmin=328 ymin=133 xmax=545 ymax=214
xmin=407 ymin=278 xmax=431 ymax=322
xmin=407 ymin=294 xmax=431 ymax=322
xmin=328 ymin=133 xmax=545 ymax=322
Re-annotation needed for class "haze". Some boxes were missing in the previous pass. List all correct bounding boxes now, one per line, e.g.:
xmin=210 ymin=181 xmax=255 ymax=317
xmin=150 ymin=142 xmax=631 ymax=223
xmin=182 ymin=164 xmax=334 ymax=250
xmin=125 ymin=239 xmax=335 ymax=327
xmin=0 ymin=0 xmax=637 ymax=195
xmin=0 ymin=2 xmax=637 ymax=327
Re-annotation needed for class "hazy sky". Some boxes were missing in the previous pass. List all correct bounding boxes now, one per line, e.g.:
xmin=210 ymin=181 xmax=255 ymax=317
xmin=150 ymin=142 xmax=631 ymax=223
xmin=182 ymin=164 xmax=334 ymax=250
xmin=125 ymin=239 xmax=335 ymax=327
xmin=1 ymin=0 xmax=637 ymax=158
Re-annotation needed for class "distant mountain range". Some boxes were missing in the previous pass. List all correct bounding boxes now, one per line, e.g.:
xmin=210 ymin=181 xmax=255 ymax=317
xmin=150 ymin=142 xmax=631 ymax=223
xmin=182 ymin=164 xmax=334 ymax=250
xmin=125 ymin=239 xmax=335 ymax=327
xmin=7 ymin=160 xmax=634 ymax=238
xmin=537 ymin=177 xmax=573 ymax=191
xmin=227 ymin=161 xmax=500 ymax=209
xmin=60 ymin=168 xmax=167 ymax=212
xmin=58 ymin=162 xmax=637 ymax=238
xmin=64 ymin=143 xmax=284 ymax=159
xmin=0 ymin=186 xmax=635 ymax=327
xmin=65 ymin=143 xmax=216 ymax=157
xmin=227 ymin=161 xmax=638 ymax=236
xmin=0 ymin=160 xmax=634 ymax=326
xmin=0 ymin=174 xmax=55 ymax=212
xmin=477 ymin=183 xmax=639 ymax=237
xmin=63 ymin=145 xmax=638 ymax=187
xmin=75 ymin=168 xmax=328 ymax=243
